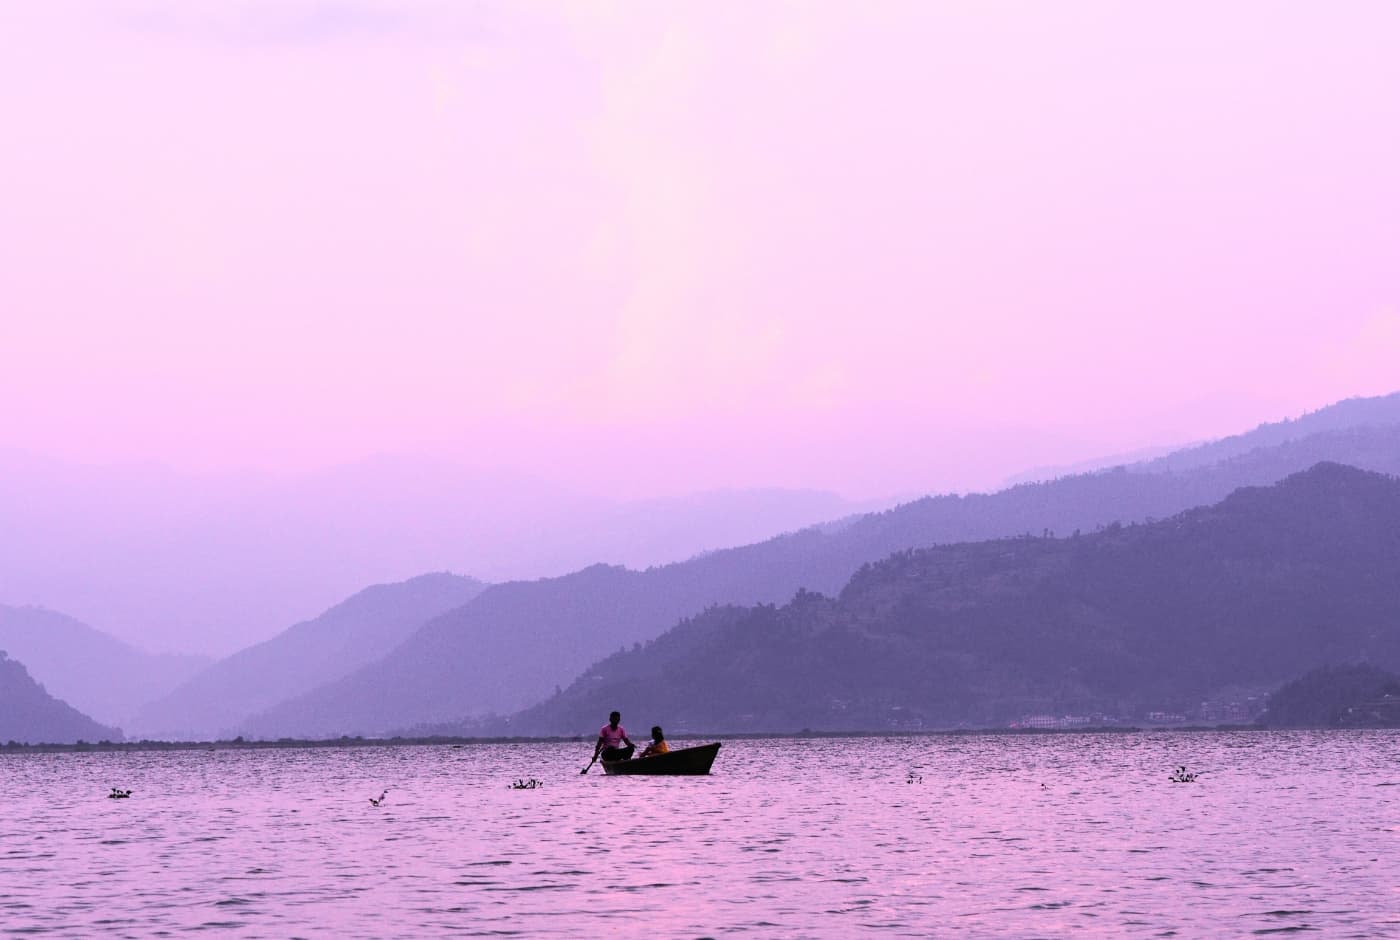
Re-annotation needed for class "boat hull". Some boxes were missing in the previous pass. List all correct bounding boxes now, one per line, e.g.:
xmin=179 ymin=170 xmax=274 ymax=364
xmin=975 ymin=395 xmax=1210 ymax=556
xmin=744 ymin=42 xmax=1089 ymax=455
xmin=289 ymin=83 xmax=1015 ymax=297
xmin=601 ymin=742 xmax=721 ymax=776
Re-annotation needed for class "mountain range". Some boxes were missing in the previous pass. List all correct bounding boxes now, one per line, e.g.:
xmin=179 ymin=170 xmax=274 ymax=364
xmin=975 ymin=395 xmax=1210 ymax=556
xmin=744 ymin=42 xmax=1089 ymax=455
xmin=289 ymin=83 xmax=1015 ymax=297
xmin=1136 ymin=393 xmax=1400 ymax=473
xmin=0 ymin=448 xmax=889 ymax=656
xmin=12 ymin=391 xmax=1400 ymax=742
xmin=128 ymin=572 xmax=485 ymax=739
xmin=241 ymin=394 xmax=1400 ymax=738
xmin=505 ymin=463 xmax=1400 ymax=734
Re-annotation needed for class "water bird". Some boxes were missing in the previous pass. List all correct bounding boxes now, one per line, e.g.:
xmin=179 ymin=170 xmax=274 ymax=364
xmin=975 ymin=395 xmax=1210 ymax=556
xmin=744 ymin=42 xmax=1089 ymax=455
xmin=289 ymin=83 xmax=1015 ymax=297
xmin=369 ymin=789 xmax=389 ymax=806
xmin=510 ymin=778 xmax=543 ymax=790
xmin=108 ymin=788 xmax=133 ymax=799
xmin=1168 ymin=766 xmax=1199 ymax=783
xmin=906 ymin=772 xmax=923 ymax=784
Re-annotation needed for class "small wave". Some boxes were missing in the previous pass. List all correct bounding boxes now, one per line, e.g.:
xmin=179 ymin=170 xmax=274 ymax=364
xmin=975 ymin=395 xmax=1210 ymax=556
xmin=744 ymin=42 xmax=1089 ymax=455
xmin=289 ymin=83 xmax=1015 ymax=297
xmin=1251 ymin=928 xmax=1320 ymax=935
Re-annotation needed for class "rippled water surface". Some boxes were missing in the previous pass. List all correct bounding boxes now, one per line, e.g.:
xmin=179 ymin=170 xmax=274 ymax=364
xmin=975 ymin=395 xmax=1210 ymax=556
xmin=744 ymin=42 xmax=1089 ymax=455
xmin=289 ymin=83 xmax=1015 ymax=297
xmin=3 ymin=732 xmax=1398 ymax=937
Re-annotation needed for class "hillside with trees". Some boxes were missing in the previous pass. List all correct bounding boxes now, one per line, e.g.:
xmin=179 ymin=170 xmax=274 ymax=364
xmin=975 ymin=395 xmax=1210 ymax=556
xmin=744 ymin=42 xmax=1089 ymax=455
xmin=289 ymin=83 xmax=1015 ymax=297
xmin=500 ymin=464 xmax=1400 ymax=735
xmin=1263 ymin=664 xmax=1400 ymax=728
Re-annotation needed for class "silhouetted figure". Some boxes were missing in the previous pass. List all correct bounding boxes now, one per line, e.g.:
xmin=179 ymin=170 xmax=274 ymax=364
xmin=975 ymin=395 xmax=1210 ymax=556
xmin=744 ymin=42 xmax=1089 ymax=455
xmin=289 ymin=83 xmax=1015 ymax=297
xmin=639 ymin=726 xmax=670 ymax=759
xmin=594 ymin=711 xmax=635 ymax=763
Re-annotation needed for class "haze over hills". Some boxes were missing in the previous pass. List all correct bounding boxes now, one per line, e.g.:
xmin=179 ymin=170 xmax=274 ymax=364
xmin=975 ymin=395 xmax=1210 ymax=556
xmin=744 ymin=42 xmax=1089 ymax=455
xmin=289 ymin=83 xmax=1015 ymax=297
xmin=239 ymin=556 xmax=829 ymax=739
xmin=0 ymin=651 xmax=123 ymax=745
xmin=1134 ymin=392 xmax=1400 ymax=474
xmin=999 ymin=392 xmax=1400 ymax=485
xmin=0 ymin=448 xmax=887 ymax=656
xmin=6 ymin=391 xmax=1394 ymax=663
xmin=238 ymin=394 xmax=1400 ymax=739
xmin=0 ymin=605 xmax=209 ymax=726
xmin=1000 ymin=444 xmax=1188 ymax=487
xmin=129 ymin=573 xmax=486 ymax=740
xmin=506 ymin=464 xmax=1400 ymax=734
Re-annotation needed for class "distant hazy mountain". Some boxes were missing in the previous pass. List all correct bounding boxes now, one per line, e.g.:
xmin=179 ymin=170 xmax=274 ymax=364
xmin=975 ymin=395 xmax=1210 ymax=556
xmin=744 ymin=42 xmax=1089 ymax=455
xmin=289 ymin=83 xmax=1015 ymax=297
xmin=239 ymin=409 xmax=1400 ymax=739
xmin=505 ymin=464 xmax=1400 ymax=734
xmin=1001 ymin=392 xmax=1400 ymax=486
xmin=239 ymin=560 xmax=814 ymax=739
xmin=1135 ymin=392 xmax=1400 ymax=474
xmin=1000 ymin=444 xmax=1187 ymax=487
xmin=0 ymin=605 xmax=209 ymax=726
xmin=129 ymin=572 xmax=486 ymax=740
xmin=0 ymin=448 xmax=882 ymax=656
xmin=0 ymin=651 xmax=123 ymax=744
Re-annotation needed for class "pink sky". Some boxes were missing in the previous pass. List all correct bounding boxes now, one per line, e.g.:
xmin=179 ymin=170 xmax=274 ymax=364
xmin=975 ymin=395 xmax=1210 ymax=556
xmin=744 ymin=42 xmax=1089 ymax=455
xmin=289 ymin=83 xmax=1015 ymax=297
xmin=2 ymin=1 xmax=1398 ymax=499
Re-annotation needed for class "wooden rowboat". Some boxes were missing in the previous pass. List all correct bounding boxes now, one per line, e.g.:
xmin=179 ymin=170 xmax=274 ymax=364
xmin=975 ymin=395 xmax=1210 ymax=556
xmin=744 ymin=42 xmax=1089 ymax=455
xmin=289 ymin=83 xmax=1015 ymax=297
xmin=601 ymin=742 xmax=721 ymax=776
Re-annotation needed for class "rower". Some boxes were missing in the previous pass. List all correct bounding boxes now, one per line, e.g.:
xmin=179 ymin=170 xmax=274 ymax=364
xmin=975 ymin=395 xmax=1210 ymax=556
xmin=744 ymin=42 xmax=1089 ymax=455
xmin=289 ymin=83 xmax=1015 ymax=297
xmin=594 ymin=711 xmax=636 ymax=762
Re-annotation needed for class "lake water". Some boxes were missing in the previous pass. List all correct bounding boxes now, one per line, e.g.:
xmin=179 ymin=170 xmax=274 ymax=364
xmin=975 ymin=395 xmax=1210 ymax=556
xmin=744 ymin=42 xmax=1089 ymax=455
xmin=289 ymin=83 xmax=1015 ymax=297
xmin=2 ymin=731 xmax=1398 ymax=937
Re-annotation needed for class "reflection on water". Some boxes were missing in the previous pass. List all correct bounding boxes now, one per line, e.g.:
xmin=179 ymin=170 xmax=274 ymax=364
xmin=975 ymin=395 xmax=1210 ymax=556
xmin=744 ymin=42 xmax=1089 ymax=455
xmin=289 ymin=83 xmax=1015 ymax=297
xmin=2 ymin=732 xmax=1398 ymax=937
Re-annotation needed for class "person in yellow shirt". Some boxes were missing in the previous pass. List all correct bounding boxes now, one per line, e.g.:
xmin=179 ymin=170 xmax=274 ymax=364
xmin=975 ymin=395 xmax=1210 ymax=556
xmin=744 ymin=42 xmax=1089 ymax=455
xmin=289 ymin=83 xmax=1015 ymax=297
xmin=639 ymin=726 xmax=670 ymax=758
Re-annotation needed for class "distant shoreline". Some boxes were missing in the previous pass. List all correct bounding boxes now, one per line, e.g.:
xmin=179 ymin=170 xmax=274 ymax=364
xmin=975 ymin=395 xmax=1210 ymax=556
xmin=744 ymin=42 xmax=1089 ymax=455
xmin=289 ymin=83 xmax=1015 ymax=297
xmin=0 ymin=723 xmax=1294 ymax=754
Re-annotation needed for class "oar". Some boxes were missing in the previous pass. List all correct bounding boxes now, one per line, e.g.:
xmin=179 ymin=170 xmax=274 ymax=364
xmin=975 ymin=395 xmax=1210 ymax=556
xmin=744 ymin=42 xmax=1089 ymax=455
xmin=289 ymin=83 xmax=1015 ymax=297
xmin=581 ymin=752 xmax=600 ymax=775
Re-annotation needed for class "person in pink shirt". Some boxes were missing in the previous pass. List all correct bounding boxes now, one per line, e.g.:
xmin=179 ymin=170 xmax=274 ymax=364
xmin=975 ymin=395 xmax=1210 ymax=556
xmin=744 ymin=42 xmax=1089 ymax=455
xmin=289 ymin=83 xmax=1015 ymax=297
xmin=593 ymin=711 xmax=636 ymax=763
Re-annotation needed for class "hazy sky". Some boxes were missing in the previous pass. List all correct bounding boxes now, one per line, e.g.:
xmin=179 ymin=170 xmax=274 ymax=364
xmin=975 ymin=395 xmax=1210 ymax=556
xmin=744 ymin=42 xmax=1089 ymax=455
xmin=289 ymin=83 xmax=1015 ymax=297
xmin=3 ymin=1 xmax=1398 ymax=498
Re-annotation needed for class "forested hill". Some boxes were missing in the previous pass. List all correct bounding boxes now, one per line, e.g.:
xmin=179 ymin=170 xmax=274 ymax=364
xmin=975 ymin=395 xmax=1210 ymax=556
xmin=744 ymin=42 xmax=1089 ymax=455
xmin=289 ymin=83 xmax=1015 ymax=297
xmin=505 ymin=464 xmax=1400 ymax=735
xmin=0 ymin=651 xmax=124 ymax=744
xmin=1263 ymin=664 xmax=1400 ymax=728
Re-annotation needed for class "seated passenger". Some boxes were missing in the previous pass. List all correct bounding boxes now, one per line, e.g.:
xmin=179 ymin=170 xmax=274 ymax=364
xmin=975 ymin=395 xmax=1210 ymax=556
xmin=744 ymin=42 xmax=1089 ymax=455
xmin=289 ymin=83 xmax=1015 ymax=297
xmin=639 ymin=725 xmax=670 ymax=758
